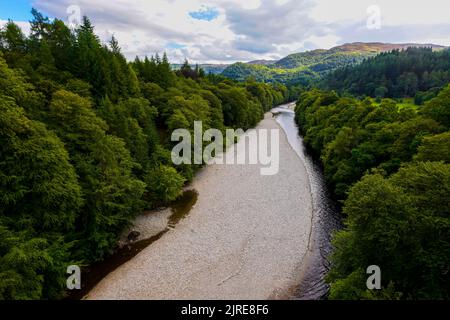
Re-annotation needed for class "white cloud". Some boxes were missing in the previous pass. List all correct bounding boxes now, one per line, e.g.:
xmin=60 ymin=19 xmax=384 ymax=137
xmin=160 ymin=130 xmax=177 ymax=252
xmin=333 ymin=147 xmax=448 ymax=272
xmin=311 ymin=0 xmax=450 ymax=26
xmin=0 ymin=20 xmax=31 ymax=35
xmin=1 ymin=0 xmax=449 ymax=63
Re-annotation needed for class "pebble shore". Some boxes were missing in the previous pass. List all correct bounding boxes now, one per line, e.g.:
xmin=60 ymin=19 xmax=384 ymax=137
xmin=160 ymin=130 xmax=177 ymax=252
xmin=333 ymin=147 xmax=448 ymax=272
xmin=87 ymin=111 xmax=314 ymax=300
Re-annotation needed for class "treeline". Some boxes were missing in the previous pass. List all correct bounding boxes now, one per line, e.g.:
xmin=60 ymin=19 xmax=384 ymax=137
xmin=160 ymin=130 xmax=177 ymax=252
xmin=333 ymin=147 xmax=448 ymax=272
xmin=221 ymin=44 xmax=384 ymax=86
xmin=222 ymin=62 xmax=318 ymax=86
xmin=295 ymin=89 xmax=450 ymax=299
xmin=322 ymin=47 xmax=450 ymax=102
xmin=0 ymin=10 xmax=290 ymax=299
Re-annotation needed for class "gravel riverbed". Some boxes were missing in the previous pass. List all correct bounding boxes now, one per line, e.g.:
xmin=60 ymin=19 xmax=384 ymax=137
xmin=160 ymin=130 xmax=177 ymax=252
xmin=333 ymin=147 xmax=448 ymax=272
xmin=87 ymin=109 xmax=314 ymax=300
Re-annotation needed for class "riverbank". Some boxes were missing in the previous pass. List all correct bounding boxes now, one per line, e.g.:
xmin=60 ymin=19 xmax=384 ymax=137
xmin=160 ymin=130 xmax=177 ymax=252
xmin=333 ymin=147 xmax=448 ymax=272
xmin=273 ymin=105 xmax=341 ymax=299
xmin=87 ymin=106 xmax=314 ymax=300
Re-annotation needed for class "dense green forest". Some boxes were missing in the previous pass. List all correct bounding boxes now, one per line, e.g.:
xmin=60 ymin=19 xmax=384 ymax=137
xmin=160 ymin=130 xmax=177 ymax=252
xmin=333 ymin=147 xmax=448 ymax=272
xmin=222 ymin=61 xmax=316 ymax=85
xmin=1 ymin=7 xmax=449 ymax=301
xmin=0 ymin=10 xmax=293 ymax=300
xmin=221 ymin=43 xmax=445 ymax=86
xmin=295 ymin=87 xmax=450 ymax=299
xmin=322 ymin=47 xmax=450 ymax=102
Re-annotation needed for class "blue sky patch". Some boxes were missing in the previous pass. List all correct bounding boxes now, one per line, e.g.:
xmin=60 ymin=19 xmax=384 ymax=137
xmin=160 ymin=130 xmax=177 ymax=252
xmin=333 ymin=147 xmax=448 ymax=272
xmin=0 ymin=0 xmax=53 ymax=22
xmin=189 ymin=7 xmax=219 ymax=21
xmin=166 ymin=42 xmax=186 ymax=50
xmin=0 ymin=0 xmax=33 ymax=21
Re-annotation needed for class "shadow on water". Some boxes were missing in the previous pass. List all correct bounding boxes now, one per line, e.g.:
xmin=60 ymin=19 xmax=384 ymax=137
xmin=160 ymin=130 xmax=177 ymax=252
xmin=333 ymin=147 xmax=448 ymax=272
xmin=169 ymin=190 xmax=199 ymax=228
xmin=272 ymin=104 xmax=343 ymax=300
xmin=66 ymin=189 xmax=198 ymax=300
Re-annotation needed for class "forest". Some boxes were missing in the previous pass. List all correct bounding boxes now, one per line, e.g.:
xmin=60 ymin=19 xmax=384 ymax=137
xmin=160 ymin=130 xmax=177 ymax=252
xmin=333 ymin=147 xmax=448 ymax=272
xmin=1 ymin=7 xmax=449 ymax=301
xmin=220 ymin=43 xmax=425 ymax=86
xmin=322 ymin=47 xmax=450 ymax=102
xmin=0 ymin=10 xmax=293 ymax=299
xmin=295 ymin=86 xmax=450 ymax=299
xmin=222 ymin=61 xmax=317 ymax=85
xmin=297 ymin=47 xmax=450 ymax=299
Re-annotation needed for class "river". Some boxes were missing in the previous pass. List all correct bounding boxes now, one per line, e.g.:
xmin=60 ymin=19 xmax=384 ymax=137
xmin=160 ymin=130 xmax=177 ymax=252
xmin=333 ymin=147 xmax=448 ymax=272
xmin=85 ymin=102 xmax=340 ymax=300
xmin=272 ymin=104 xmax=341 ymax=299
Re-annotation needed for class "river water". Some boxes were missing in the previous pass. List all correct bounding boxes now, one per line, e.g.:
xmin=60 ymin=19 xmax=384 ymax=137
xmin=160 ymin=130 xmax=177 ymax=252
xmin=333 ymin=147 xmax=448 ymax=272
xmin=75 ymin=102 xmax=341 ymax=300
xmin=272 ymin=103 xmax=342 ymax=300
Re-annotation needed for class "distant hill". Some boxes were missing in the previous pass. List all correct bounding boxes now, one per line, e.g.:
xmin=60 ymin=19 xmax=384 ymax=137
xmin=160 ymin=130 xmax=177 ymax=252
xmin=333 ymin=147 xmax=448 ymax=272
xmin=275 ymin=42 xmax=445 ymax=70
xmin=247 ymin=60 xmax=277 ymax=66
xmin=220 ymin=62 xmax=315 ymax=85
xmin=321 ymin=46 xmax=450 ymax=99
xmin=171 ymin=64 xmax=228 ymax=75
xmin=222 ymin=42 xmax=447 ymax=85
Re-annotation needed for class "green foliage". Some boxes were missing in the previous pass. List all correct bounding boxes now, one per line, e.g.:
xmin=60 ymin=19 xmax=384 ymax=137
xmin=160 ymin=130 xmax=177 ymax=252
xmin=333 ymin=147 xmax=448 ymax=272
xmin=0 ymin=96 xmax=82 ymax=232
xmin=0 ymin=55 xmax=43 ymax=112
xmin=48 ymin=90 xmax=147 ymax=260
xmin=295 ymin=89 xmax=444 ymax=198
xmin=133 ymin=53 xmax=176 ymax=89
xmin=245 ymin=80 xmax=287 ymax=111
xmin=212 ymin=84 xmax=264 ymax=129
xmin=323 ymin=47 xmax=450 ymax=99
xmin=0 ymin=226 xmax=53 ymax=300
xmin=328 ymin=163 xmax=450 ymax=299
xmin=0 ymin=11 xmax=286 ymax=299
xmin=0 ymin=20 xmax=26 ymax=53
xmin=0 ymin=224 xmax=73 ymax=300
xmin=222 ymin=61 xmax=317 ymax=86
xmin=296 ymin=88 xmax=450 ymax=299
xmin=97 ymin=97 xmax=158 ymax=171
xmin=415 ymin=132 xmax=450 ymax=163
xmin=0 ymin=94 xmax=79 ymax=300
xmin=420 ymin=84 xmax=450 ymax=128
xmin=221 ymin=43 xmax=419 ymax=86
xmin=145 ymin=165 xmax=186 ymax=205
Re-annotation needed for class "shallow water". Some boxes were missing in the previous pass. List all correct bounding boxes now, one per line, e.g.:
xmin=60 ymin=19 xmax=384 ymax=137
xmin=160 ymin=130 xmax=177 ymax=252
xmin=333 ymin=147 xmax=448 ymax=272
xmin=169 ymin=190 xmax=199 ymax=228
xmin=67 ymin=189 xmax=198 ymax=300
xmin=71 ymin=104 xmax=340 ymax=300
xmin=272 ymin=103 xmax=342 ymax=300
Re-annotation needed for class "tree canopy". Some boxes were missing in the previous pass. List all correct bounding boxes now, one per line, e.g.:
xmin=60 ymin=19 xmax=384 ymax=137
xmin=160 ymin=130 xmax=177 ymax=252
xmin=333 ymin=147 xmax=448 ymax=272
xmin=295 ymin=87 xmax=450 ymax=299
xmin=322 ymin=47 xmax=450 ymax=100
xmin=0 ymin=10 xmax=291 ymax=299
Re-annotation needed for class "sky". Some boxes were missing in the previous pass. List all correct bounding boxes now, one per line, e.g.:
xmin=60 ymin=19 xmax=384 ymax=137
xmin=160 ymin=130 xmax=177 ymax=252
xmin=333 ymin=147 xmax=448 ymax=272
xmin=1 ymin=0 xmax=450 ymax=63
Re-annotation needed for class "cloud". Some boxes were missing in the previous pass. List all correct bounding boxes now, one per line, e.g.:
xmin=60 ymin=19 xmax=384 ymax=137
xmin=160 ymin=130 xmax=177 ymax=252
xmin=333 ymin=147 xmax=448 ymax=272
xmin=31 ymin=0 xmax=237 ymax=62
xmin=233 ymin=38 xmax=276 ymax=54
xmin=0 ymin=19 xmax=31 ymax=35
xmin=2 ymin=0 xmax=449 ymax=63
xmin=334 ymin=21 xmax=450 ymax=46
xmin=225 ymin=0 xmax=319 ymax=45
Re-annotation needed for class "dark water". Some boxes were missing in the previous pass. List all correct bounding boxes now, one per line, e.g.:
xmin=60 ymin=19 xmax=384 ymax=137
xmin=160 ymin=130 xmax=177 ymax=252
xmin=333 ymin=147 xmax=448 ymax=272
xmin=272 ymin=104 xmax=342 ymax=300
xmin=169 ymin=190 xmax=199 ymax=228
xmin=67 ymin=189 xmax=198 ymax=300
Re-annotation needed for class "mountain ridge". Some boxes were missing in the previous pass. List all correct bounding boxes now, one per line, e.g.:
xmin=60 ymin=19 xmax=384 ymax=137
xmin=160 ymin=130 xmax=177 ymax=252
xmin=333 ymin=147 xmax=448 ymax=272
xmin=221 ymin=42 xmax=447 ymax=84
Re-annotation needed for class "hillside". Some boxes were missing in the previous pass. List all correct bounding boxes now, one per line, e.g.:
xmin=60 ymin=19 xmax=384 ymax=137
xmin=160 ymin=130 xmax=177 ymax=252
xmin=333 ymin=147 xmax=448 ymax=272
xmin=322 ymin=46 xmax=450 ymax=99
xmin=221 ymin=62 xmax=315 ymax=85
xmin=222 ymin=42 xmax=447 ymax=85
xmin=171 ymin=63 xmax=228 ymax=75
xmin=247 ymin=59 xmax=277 ymax=66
